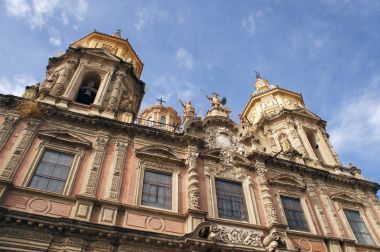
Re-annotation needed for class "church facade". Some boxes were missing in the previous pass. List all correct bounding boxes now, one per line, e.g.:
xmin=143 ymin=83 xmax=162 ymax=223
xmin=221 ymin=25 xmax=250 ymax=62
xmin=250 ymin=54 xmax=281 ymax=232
xmin=0 ymin=31 xmax=379 ymax=252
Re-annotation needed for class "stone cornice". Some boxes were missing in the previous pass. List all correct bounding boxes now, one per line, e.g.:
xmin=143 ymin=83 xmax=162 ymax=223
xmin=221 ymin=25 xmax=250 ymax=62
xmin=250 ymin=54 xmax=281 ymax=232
xmin=248 ymin=150 xmax=380 ymax=193
xmin=0 ymin=95 xmax=203 ymax=147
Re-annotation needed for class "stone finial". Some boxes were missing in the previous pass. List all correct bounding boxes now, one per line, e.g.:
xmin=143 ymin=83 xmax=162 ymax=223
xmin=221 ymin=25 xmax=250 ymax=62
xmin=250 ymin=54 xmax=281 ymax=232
xmin=112 ymin=29 xmax=122 ymax=38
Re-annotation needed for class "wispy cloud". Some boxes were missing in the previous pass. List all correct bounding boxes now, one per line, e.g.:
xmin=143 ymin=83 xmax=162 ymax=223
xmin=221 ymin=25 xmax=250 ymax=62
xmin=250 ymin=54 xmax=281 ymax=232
xmin=241 ymin=10 xmax=266 ymax=35
xmin=0 ymin=74 xmax=37 ymax=96
xmin=3 ymin=0 xmax=88 ymax=29
xmin=329 ymin=73 xmax=380 ymax=160
xmin=134 ymin=6 xmax=167 ymax=32
xmin=150 ymin=75 xmax=196 ymax=103
xmin=176 ymin=48 xmax=194 ymax=70
xmin=322 ymin=0 xmax=380 ymax=16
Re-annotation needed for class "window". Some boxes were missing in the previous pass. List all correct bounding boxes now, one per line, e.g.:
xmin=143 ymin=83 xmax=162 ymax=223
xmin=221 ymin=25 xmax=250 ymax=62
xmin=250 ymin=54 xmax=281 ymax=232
xmin=281 ymin=196 xmax=309 ymax=232
xmin=344 ymin=209 xmax=375 ymax=246
xmin=141 ymin=170 xmax=172 ymax=210
xmin=28 ymin=150 xmax=74 ymax=193
xmin=159 ymin=116 xmax=166 ymax=129
xmin=146 ymin=116 xmax=154 ymax=127
xmin=76 ymin=72 xmax=101 ymax=105
xmin=215 ymin=179 xmax=248 ymax=221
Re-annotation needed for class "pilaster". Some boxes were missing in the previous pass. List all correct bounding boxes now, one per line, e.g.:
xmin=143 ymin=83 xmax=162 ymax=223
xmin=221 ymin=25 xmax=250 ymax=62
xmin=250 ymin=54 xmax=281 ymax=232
xmin=106 ymin=140 xmax=128 ymax=201
xmin=0 ymin=114 xmax=18 ymax=151
xmin=82 ymin=135 xmax=109 ymax=197
xmin=0 ymin=118 xmax=41 ymax=181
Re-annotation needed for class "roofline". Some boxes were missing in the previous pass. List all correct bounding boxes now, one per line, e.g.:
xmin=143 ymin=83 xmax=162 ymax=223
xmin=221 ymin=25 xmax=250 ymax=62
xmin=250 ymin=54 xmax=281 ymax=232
xmin=69 ymin=30 xmax=144 ymax=66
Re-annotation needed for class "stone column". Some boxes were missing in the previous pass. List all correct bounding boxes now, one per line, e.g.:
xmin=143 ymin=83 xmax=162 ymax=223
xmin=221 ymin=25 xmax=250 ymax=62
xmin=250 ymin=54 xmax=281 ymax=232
xmin=51 ymin=58 xmax=78 ymax=96
xmin=186 ymin=145 xmax=200 ymax=210
xmin=0 ymin=118 xmax=41 ymax=181
xmin=107 ymin=70 xmax=125 ymax=111
xmin=0 ymin=114 xmax=18 ymax=151
xmin=106 ymin=140 xmax=128 ymax=201
xmin=255 ymin=160 xmax=279 ymax=226
xmin=83 ymin=135 xmax=109 ymax=196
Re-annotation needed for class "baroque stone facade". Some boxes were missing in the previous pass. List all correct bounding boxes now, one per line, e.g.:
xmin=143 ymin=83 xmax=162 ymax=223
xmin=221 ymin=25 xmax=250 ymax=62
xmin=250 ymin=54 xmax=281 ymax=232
xmin=0 ymin=31 xmax=379 ymax=252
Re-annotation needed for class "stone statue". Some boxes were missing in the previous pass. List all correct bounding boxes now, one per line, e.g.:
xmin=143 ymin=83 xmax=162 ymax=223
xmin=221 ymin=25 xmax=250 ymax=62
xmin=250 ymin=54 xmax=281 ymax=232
xmin=119 ymin=94 xmax=132 ymax=111
xmin=206 ymin=92 xmax=223 ymax=109
xmin=279 ymin=133 xmax=293 ymax=152
xmin=179 ymin=100 xmax=195 ymax=117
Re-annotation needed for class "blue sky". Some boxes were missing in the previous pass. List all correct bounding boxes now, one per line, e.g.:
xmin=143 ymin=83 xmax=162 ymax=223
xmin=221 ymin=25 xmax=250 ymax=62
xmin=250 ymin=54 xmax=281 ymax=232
xmin=1 ymin=0 xmax=380 ymax=183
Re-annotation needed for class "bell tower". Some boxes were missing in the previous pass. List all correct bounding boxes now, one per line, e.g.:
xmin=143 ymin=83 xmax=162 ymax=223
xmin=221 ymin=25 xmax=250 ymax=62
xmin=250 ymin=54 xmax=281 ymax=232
xmin=240 ymin=74 xmax=342 ymax=169
xmin=34 ymin=30 xmax=145 ymax=123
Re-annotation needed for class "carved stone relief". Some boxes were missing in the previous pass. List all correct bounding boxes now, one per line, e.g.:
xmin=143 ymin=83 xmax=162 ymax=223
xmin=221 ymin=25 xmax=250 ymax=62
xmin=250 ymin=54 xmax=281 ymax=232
xmin=186 ymin=145 xmax=200 ymax=210
xmin=51 ymin=57 xmax=79 ymax=96
xmin=0 ymin=114 xmax=18 ymax=150
xmin=208 ymin=224 xmax=264 ymax=247
xmin=107 ymin=140 xmax=128 ymax=201
xmin=83 ymin=135 xmax=109 ymax=196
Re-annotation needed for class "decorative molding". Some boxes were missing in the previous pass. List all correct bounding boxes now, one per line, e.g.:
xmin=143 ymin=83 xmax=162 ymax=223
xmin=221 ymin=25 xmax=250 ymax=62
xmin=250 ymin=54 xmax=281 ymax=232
xmin=37 ymin=129 xmax=92 ymax=148
xmin=83 ymin=135 xmax=109 ymax=196
xmin=135 ymin=144 xmax=183 ymax=164
xmin=268 ymin=174 xmax=306 ymax=190
xmin=330 ymin=192 xmax=363 ymax=205
xmin=0 ymin=118 xmax=41 ymax=180
xmin=186 ymin=145 xmax=200 ymax=210
xmin=51 ymin=57 xmax=79 ymax=96
xmin=0 ymin=114 xmax=18 ymax=150
xmin=208 ymin=223 xmax=264 ymax=247
xmin=106 ymin=140 xmax=128 ymax=201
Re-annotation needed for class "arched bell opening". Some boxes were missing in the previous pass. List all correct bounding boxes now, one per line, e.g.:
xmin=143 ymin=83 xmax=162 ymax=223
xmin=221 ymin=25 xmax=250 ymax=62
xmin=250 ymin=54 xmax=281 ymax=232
xmin=76 ymin=72 xmax=101 ymax=105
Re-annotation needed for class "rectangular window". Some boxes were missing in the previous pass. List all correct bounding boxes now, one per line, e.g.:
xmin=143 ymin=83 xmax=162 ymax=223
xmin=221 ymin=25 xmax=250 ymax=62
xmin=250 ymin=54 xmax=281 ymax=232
xmin=215 ymin=179 xmax=248 ymax=221
xmin=344 ymin=209 xmax=375 ymax=246
xmin=141 ymin=170 xmax=172 ymax=210
xmin=28 ymin=149 xmax=74 ymax=193
xmin=281 ymin=196 xmax=310 ymax=232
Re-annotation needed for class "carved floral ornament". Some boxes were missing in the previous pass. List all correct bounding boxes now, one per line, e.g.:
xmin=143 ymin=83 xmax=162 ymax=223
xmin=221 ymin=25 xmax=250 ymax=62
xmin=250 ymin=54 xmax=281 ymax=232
xmin=188 ymin=222 xmax=264 ymax=248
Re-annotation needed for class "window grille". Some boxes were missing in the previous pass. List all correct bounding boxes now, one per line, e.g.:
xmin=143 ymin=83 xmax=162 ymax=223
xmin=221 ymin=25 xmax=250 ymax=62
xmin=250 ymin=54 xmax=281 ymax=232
xmin=344 ymin=209 xmax=375 ymax=246
xmin=141 ymin=170 xmax=172 ymax=210
xmin=281 ymin=196 xmax=310 ymax=232
xmin=215 ymin=179 xmax=248 ymax=221
xmin=29 ymin=150 xmax=74 ymax=193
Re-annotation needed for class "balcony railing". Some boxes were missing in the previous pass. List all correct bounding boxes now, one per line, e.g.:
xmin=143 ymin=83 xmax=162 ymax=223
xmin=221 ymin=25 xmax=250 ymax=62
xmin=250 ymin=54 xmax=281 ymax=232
xmin=134 ymin=118 xmax=182 ymax=133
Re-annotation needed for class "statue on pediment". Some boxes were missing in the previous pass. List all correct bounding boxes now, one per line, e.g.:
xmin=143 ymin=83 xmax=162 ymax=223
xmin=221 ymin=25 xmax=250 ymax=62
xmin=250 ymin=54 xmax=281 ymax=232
xmin=179 ymin=100 xmax=195 ymax=118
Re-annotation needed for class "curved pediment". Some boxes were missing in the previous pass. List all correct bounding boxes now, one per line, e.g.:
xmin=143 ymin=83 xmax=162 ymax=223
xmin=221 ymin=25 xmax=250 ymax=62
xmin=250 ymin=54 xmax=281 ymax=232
xmin=330 ymin=192 xmax=363 ymax=205
xmin=268 ymin=175 xmax=306 ymax=190
xmin=135 ymin=144 xmax=183 ymax=163
xmin=232 ymin=153 xmax=251 ymax=165
xmin=37 ymin=129 xmax=92 ymax=148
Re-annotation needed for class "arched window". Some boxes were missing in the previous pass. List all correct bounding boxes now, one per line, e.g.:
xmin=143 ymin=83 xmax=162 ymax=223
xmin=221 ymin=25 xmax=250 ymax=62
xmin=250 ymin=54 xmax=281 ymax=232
xmin=76 ymin=72 xmax=101 ymax=105
xmin=160 ymin=116 xmax=166 ymax=129
xmin=306 ymin=130 xmax=325 ymax=163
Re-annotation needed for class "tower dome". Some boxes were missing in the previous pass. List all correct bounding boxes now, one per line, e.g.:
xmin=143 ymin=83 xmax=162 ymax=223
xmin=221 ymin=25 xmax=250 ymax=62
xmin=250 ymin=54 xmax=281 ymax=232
xmin=139 ymin=100 xmax=181 ymax=132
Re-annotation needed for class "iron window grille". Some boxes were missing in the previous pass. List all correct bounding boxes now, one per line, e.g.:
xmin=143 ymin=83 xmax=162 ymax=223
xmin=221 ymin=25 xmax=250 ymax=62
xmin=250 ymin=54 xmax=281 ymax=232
xmin=215 ymin=179 xmax=248 ymax=221
xmin=141 ymin=170 xmax=172 ymax=210
xmin=281 ymin=196 xmax=310 ymax=232
xmin=344 ymin=209 xmax=375 ymax=246
xmin=28 ymin=149 xmax=74 ymax=193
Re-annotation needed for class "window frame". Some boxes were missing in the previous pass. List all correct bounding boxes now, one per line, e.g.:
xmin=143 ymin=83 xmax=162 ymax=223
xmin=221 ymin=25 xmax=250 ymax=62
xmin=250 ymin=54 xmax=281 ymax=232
xmin=214 ymin=178 xmax=249 ymax=222
xmin=280 ymin=195 xmax=310 ymax=232
xmin=343 ymin=208 xmax=376 ymax=246
xmin=135 ymin=159 xmax=179 ymax=213
xmin=141 ymin=169 xmax=173 ymax=210
xmin=277 ymin=191 xmax=316 ymax=234
xmin=23 ymin=142 xmax=83 ymax=196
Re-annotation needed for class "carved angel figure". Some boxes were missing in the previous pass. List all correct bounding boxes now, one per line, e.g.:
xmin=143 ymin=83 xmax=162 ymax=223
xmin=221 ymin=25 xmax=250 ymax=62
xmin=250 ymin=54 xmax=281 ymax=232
xmin=179 ymin=100 xmax=195 ymax=117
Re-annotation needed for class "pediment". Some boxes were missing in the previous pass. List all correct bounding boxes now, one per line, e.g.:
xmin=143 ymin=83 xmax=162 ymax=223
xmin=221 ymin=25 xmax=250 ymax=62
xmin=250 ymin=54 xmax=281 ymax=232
xmin=38 ymin=130 xmax=92 ymax=148
xmin=292 ymin=108 xmax=321 ymax=121
xmin=232 ymin=153 xmax=251 ymax=165
xmin=84 ymin=48 xmax=123 ymax=62
xmin=203 ymin=148 xmax=221 ymax=157
xmin=330 ymin=192 xmax=363 ymax=205
xmin=136 ymin=145 xmax=183 ymax=163
xmin=268 ymin=175 xmax=306 ymax=190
